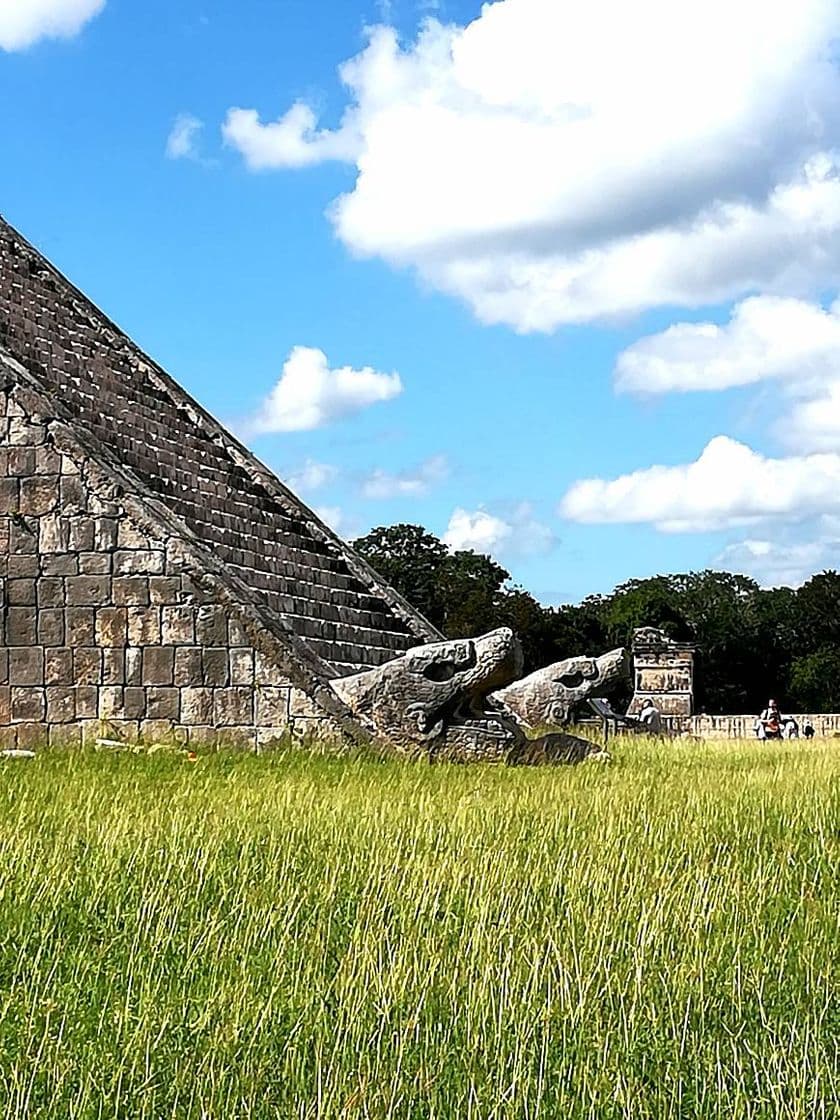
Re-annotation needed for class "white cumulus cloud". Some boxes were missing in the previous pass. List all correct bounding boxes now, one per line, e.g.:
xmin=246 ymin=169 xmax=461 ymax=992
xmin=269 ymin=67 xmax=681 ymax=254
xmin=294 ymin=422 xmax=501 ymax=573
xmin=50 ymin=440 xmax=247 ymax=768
xmin=224 ymin=0 xmax=840 ymax=329
xmin=785 ymin=381 xmax=840 ymax=451
xmin=361 ymin=454 xmax=448 ymax=499
xmin=166 ymin=114 xmax=204 ymax=161
xmin=249 ymin=346 xmax=403 ymax=433
xmin=314 ymin=505 xmax=348 ymax=537
xmin=223 ymin=103 xmax=359 ymax=170
xmin=0 ymin=0 xmax=105 ymax=50
xmin=616 ymin=297 xmax=840 ymax=395
xmin=615 ymin=295 xmax=840 ymax=451
xmin=560 ymin=436 xmax=840 ymax=532
xmin=444 ymin=508 xmax=513 ymax=553
xmin=284 ymin=459 xmax=338 ymax=493
xmin=443 ymin=502 xmax=554 ymax=557
xmin=716 ymin=532 xmax=840 ymax=588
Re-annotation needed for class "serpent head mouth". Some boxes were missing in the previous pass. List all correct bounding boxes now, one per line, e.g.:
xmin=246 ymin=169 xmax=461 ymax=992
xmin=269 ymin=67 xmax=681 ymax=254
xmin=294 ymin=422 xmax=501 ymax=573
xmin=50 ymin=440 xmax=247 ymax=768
xmin=331 ymin=628 xmax=524 ymax=753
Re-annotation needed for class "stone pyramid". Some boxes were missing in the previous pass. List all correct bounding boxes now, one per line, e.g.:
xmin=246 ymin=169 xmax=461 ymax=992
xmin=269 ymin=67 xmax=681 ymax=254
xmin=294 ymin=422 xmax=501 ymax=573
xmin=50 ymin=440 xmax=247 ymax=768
xmin=0 ymin=215 xmax=440 ymax=749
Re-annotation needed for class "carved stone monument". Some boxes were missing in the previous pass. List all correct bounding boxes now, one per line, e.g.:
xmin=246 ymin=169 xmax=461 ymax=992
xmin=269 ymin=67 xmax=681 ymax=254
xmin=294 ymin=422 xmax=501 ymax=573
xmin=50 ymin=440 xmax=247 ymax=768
xmin=495 ymin=647 xmax=628 ymax=729
xmin=331 ymin=628 xmax=610 ymax=764
xmin=0 ymin=211 xmax=632 ymax=765
xmin=0 ymin=213 xmax=443 ymax=751
xmin=626 ymin=627 xmax=695 ymax=719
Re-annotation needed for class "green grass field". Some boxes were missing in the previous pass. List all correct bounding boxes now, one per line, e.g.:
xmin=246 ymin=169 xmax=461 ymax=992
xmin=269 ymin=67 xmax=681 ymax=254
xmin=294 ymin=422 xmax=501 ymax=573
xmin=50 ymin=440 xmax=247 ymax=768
xmin=0 ymin=739 xmax=837 ymax=1119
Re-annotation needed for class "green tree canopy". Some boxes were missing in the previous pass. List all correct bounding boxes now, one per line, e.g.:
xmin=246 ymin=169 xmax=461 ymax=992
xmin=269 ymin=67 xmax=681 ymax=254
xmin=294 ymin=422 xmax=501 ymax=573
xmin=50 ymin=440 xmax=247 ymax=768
xmin=353 ymin=523 xmax=840 ymax=713
xmin=354 ymin=524 xmax=448 ymax=628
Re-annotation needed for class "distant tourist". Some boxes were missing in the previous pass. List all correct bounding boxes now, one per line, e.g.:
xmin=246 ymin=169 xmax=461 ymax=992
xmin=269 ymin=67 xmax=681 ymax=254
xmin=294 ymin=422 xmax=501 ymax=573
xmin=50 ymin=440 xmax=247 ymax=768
xmin=804 ymin=723 xmax=816 ymax=739
xmin=756 ymin=699 xmax=798 ymax=739
xmin=638 ymin=698 xmax=663 ymax=734
xmin=757 ymin=698 xmax=782 ymax=739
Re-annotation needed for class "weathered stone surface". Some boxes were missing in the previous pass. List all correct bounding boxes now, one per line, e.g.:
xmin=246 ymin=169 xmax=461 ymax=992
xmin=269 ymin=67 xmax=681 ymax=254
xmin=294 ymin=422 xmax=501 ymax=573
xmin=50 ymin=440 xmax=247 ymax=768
xmin=174 ymin=647 xmax=202 ymax=686
xmin=123 ymin=688 xmax=146 ymax=719
xmin=37 ymin=609 xmax=64 ymax=646
xmin=37 ymin=579 xmax=64 ymax=608
xmin=117 ymin=519 xmax=155 ymax=549
xmin=254 ymin=651 xmax=279 ymax=686
xmin=101 ymin=649 xmax=124 ymax=685
xmin=149 ymin=577 xmax=181 ymax=605
xmin=11 ymin=687 xmax=45 ymax=721
xmin=495 ymin=647 xmax=629 ymax=729
xmin=75 ymin=687 xmax=98 ymax=719
xmin=146 ymin=687 xmax=179 ymax=721
xmin=627 ymin=627 xmax=695 ymax=718
xmin=99 ymin=687 xmax=124 ymax=719
xmin=256 ymin=687 xmax=289 ymax=725
xmin=60 ymin=476 xmax=85 ymax=513
xmin=78 ymin=552 xmax=111 ymax=575
xmin=38 ymin=514 xmax=67 ymax=554
xmin=214 ymin=687 xmax=253 ymax=726
xmin=142 ymin=648 xmax=174 ymax=686
xmin=181 ymin=687 xmax=213 ymax=725
xmin=68 ymin=518 xmax=95 ymax=552
xmin=17 ymin=722 xmax=45 ymax=749
xmin=331 ymin=628 xmax=522 ymax=758
xmin=46 ymin=687 xmax=75 ymax=723
xmin=196 ymin=605 xmax=227 ymax=646
xmin=66 ymin=608 xmax=95 ymax=646
xmin=229 ymin=648 xmax=254 ymax=685
xmin=41 ymin=554 xmax=77 ymax=576
xmin=202 ymin=649 xmax=229 ymax=687
xmin=0 ymin=214 xmax=450 ymax=751
xmin=112 ymin=577 xmax=149 ymax=606
xmin=331 ymin=629 xmax=608 ymax=764
xmin=8 ymin=579 xmax=36 ymax=606
xmin=113 ymin=550 xmax=164 ymax=576
xmin=288 ymin=688 xmax=323 ymax=719
xmin=66 ymin=575 xmax=110 ymax=607
xmin=9 ymin=648 xmax=44 ymax=686
xmin=94 ymin=518 xmax=118 ymax=551
xmin=6 ymin=607 xmax=36 ymax=645
xmin=127 ymin=607 xmax=160 ymax=646
xmin=8 ymin=555 xmax=38 ymax=578
xmin=45 ymin=648 xmax=73 ymax=685
xmin=20 ymin=476 xmax=57 ymax=516
xmin=161 ymin=606 xmax=194 ymax=646
xmin=74 ymin=648 xmax=101 ymax=685
xmin=125 ymin=648 xmax=142 ymax=686
xmin=49 ymin=723 xmax=82 ymax=748
xmin=96 ymin=607 xmax=127 ymax=648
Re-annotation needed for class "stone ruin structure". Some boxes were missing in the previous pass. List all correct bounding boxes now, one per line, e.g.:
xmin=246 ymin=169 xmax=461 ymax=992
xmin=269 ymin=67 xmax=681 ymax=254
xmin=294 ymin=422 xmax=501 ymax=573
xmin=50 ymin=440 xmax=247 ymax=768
xmin=333 ymin=629 xmax=617 ymax=763
xmin=626 ymin=626 xmax=695 ymax=719
xmin=0 ymin=215 xmax=443 ymax=752
xmin=496 ymin=647 xmax=628 ymax=729
xmin=0 ymin=214 xmax=625 ymax=761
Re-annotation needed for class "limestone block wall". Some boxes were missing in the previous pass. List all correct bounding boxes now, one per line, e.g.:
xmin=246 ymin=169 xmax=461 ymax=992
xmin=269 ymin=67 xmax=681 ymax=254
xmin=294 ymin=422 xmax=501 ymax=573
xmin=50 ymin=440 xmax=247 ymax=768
xmin=0 ymin=386 xmax=340 ymax=750
xmin=688 ymin=712 xmax=840 ymax=739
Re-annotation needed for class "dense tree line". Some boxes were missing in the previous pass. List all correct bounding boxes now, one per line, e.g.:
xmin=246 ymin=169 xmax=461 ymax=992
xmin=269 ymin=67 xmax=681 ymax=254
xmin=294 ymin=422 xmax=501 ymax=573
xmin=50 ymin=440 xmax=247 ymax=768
xmin=354 ymin=524 xmax=840 ymax=714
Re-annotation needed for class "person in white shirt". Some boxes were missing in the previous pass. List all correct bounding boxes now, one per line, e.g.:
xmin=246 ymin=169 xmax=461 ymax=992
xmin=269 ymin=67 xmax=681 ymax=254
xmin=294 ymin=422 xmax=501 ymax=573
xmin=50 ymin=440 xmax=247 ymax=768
xmin=757 ymin=698 xmax=782 ymax=739
xmin=755 ymin=699 xmax=798 ymax=739
xmin=638 ymin=698 xmax=662 ymax=734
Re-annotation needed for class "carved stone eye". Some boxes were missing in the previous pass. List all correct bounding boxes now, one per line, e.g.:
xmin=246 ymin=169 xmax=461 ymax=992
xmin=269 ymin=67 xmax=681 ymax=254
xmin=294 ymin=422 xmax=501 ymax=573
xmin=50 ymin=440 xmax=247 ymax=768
xmin=556 ymin=671 xmax=585 ymax=689
xmin=422 ymin=660 xmax=458 ymax=683
xmin=556 ymin=660 xmax=597 ymax=689
xmin=547 ymin=703 xmax=569 ymax=725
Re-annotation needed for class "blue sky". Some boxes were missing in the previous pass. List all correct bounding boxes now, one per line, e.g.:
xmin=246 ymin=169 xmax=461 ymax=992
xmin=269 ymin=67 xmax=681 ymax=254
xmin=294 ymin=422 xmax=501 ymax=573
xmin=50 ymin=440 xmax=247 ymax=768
xmin=3 ymin=0 xmax=840 ymax=603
